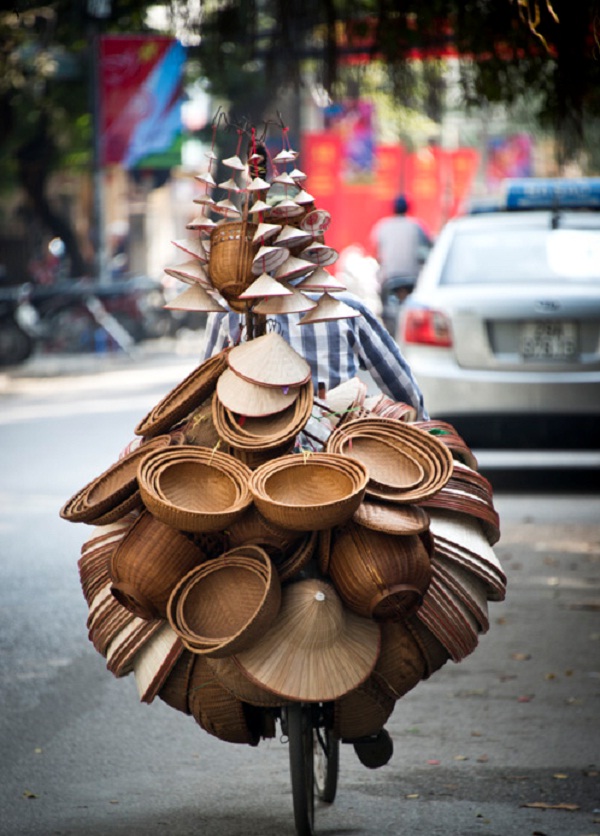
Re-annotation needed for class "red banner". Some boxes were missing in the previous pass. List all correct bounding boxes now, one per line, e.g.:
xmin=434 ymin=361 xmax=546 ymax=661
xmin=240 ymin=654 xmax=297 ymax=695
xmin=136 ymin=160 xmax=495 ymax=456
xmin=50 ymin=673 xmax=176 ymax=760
xmin=100 ymin=35 xmax=185 ymax=169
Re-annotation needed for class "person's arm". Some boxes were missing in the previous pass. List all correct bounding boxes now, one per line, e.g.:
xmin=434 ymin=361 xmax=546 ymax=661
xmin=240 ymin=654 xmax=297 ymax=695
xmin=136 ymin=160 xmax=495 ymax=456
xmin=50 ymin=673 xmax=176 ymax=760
xmin=349 ymin=302 xmax=429 ymax=419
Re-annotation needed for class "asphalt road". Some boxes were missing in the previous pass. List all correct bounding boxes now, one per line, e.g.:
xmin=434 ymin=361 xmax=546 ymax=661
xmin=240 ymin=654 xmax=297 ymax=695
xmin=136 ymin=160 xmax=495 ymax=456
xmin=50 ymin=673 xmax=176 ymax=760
xmin=1 ymin=341 xmax=599 ymax=836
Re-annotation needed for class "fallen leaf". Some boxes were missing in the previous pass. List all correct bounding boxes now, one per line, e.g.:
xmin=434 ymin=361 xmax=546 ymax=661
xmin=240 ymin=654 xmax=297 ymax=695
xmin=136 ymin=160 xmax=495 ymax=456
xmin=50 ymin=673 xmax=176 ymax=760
xmin=511 ymin=652 xmax=531 ymax=661
xmin=34 ymin=748 xmax=42 ymax=755
xmin=23 ymin=790 xmax=38 ymax=799
xmin=405 ymin=793 xmax=419 ymax=799
xmin=471 ymin=730 xmax=482 ymax=737
xmin=565 ymin=697 xmax=583 ymax=705
xmin=565 ymin=669 xmax=574 ymax=676
xmin=427 ymin=759 xmax=441 ymax=765
xmin=477 ymin=754 xmax=489 ymax=763
xmin=553 ymin=773 xmax=568 ymax=779
xmin=454 ymin=755 xmax=468 ymax=761
xmin=545 ymin=673 xmax=556 ymax=680
xmin=518 ymin=694 xmax=534 ymax=702
xmin=520 ymin=802 xmax=580 ymax=811
xmin=109 ymin=800 xmax=119 ymax=805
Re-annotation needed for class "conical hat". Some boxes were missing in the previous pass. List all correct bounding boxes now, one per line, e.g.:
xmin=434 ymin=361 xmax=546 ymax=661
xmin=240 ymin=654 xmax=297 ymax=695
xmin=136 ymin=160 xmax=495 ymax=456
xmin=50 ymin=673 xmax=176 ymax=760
xmin=251 ymin=245 xmax=289 ymax=275
xmin=253 ymin=286 xmax=317 ymax=315
xmin=218 ymin=177 xmax=241 ymax=193
xmin=268 ymin=199 xmax=304 ymax=220
xmin=272 ymin=226 xmax=313 ymax=249
xmin=252 ymin=223 xmax=282 ymax=244
xmin=272 ymin=171 xmax=297 ymax=187
xmin=216 ymin=368 xmax=301 ymax=417
xmin=171 ymin=238 xmax=209 ymax=263
xmin=238 ymin=273 xmax=293 ymax=299
xmin=247 ymin=176 xmax=271 ymax=192
xmin=301 ymin=209 xmax=331 ymax=234
xmin=213 ymin=198 xmax=241 ymax=218
xmin=248 ymin=199 xmax=272 ymax=215
xmin=195 ymin=172 xmax=216 ymax=187
xmin=289 ymin=167 xmax=307 ymax=182
xmin=233 ymin=578 xmax=380 ymax=702
xmin=299 ymin=293 xmax=360 ymax=324
xmin=164 ymin=284 xmax=228 ymax=312
xmin=227 ymin=331 xmax=311 ymax=388
xmin=192 ymin=194 xmax=216 ymax=207
xmin=295 ymin=267 xmax=347 ymax=292
xmin=222 ymin=154 xmax=246 ymax=171
xmin=274 ymin=255 xmax=318 ymax=280
xmin=186 ymin=216 xmax=216 ymax=233
xmin=294 ymin=189 xmax=315 ymax=205
xmin=164 ymin=260 xmax=210 ymax=286
xmin=300 ymin=242 xmax=339 ymax=266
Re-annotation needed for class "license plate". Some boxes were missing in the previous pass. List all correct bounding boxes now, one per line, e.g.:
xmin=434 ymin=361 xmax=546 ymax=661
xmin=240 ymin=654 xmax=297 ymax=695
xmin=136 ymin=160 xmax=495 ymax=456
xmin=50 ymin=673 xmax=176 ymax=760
xmin=520 ymin=321 xmax=578 ymax=359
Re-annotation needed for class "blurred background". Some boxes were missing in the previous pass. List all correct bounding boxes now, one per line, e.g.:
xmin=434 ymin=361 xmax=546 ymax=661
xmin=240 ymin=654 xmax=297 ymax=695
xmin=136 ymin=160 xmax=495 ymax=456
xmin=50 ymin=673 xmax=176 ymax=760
xmin=1 ymin=0 xmax=599 ymax=363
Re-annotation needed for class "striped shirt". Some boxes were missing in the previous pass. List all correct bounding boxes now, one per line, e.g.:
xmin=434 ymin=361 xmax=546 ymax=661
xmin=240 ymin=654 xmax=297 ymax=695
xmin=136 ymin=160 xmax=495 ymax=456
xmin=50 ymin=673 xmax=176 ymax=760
xmin=201 ymin=292 xmax=428 ymax=419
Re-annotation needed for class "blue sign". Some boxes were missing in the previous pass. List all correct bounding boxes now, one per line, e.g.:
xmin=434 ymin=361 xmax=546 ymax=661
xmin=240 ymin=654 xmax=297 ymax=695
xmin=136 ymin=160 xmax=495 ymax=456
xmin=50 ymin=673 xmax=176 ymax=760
xmin=504 ymin=178 xmax=600 ymax=210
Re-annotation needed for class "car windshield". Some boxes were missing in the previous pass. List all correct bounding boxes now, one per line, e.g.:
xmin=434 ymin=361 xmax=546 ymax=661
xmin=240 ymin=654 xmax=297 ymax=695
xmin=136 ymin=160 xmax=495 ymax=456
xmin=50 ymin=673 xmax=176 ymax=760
xmin=440 ymin=227 xmax=600 ymax=285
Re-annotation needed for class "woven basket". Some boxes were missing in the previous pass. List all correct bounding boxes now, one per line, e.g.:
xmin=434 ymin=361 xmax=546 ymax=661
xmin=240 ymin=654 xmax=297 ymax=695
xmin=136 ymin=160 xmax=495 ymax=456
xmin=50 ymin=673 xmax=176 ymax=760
xmin=404 ymin=613 xmax=451 ymax=678
xmin=138 ymin=445 xmax=253 ymax=534
xmin=326 ymin=417 xmax=454 ymax=504
xmin=60 ymin=435 xmax=171 ymax=524
xmin=371 ymin=621 xmax=426 ymax=700
xmin=333 ymin=676 xmax=396 ymax=739
xmin=135 ymin=349 xmax=229 ymax=438
xmin=110 ymin=510 xmax=208 ymax=619
xmin=188 ymin=656 xmax=260 ymax=745
xmin=157 ymin=650 xmax=196 ymax=714
xmin=328 ymin=521 xmax=432 ymax=621
xmin=166 ymin=545 xmax=281 ymax=658
xmin=249 ymin=452 xmax=368 ymax=531
xmin=206 ymin=656 xmax=289 ymax=707
xmin=208 ymin=220 xmax=258 ymax=299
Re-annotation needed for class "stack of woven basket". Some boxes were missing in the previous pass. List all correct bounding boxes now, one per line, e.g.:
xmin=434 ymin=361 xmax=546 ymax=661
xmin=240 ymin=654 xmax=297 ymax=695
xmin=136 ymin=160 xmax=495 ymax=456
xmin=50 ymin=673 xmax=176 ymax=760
xmin=61 ymin=331 xmax=505 ymax=749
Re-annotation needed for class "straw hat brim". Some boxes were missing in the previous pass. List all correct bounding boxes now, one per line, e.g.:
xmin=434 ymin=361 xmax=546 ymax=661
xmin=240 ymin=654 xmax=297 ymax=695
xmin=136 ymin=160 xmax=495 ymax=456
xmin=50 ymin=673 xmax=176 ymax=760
xmin=232 ymin=578 xmax=380 ymax=702
xmin=227 ymin=332 xmax=311 ymax=389
xmin=216 ymin=368 xmax=301 ymax=417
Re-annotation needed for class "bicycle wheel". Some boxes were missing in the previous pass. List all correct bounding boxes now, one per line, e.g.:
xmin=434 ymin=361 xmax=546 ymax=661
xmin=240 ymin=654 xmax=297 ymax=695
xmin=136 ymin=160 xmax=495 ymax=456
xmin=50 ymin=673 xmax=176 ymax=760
xmin=314 ymin=726 xmax=339 ymax=803
xmin=287 ymin=704 xmax=315 ymax=836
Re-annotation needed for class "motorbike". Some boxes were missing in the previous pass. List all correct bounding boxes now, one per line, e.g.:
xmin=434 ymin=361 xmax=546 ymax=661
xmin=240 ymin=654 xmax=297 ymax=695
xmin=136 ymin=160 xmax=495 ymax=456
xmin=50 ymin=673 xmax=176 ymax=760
xmin=0 ymin=285 xmax=38 ymax=366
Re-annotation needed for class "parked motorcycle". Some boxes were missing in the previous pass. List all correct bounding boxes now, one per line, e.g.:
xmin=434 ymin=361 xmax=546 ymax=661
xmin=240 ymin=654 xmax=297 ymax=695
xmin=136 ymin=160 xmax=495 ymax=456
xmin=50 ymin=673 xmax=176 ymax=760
xmin=0 ymin=285 xmax=38 ymax=366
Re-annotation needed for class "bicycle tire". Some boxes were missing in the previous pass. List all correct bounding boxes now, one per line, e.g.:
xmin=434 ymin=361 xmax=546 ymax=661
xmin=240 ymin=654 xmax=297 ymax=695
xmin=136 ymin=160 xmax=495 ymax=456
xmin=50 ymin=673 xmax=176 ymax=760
xmin=314 ymin=727 xmax=339 ymax=803
xmin=287 ymin=704 xmax=315 ymax=836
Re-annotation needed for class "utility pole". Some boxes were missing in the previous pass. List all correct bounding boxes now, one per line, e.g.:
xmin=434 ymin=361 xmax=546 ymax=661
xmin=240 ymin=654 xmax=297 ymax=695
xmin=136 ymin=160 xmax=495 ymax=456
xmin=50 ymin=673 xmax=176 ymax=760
xmin=87 ymin=0 xmax=112 ymax=284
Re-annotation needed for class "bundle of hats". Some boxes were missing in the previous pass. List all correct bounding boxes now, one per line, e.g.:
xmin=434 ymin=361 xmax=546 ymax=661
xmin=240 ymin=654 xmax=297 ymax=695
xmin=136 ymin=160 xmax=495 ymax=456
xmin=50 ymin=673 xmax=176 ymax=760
xmin=60 ymin=121 xmax=506 ymax=751
xmin=163 ymin=119 xmax=359 ymax=325
xmin=62 ymin=348 xmax=506 ymax=748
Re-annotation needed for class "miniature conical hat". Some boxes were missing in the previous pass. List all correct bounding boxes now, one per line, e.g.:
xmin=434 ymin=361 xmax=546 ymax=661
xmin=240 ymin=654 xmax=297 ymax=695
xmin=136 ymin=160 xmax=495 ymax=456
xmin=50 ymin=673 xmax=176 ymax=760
xmin=233 ymin=578 xmax=380 ymax=702
xmin=187 ymin=216 xmax=216 ymax=233
xmin=301 ymin=242 xmax=339 ymax=266
xmin=216 ymin=368 xmax=300 ymax=417
xmin=295 ymin=267 xmax=347 ymax=292
xmin=274 ymin=255 xmax=318 ymax=280
xmin=164 ymin=284 xmax=227 ymax=312
xmin=272 ymin=226 xmax=313 ymax=248
xmin=214 ymin=198 xmax=241 ymax=217
xmin=222 ymin=155 xmax=246 ymax=171
xmin=253 ymin=222 xmax=282 ymax=244
xmin=193 ymin=193 xmax=216 ymax=207
xmin=171 ymin=238 xmax=209 ymax=262
xmin=218 ymin=177 xmax=241 ymax=193
xmin=195 ymin=172 xmax=216 ymax=187
xmin=253 ymin=286 xmax=317 ymax=315
xmin=251 ymin=245 xmax=289 ymax=275
xmin=164 ymin=260 xmax=210 ymax=286
xmin=268 ymin=199 xmax=304 ymax=219
xmin=238 ymin=273 xmax=293 ymax=299
xmin=301 ymin=209 xmax=331 ymax=234
xmin=248 ymin=199 xmax=272 ymax=215
xmin=227 ymin=332 xmax=311 ymax=388
xmin=289 ymin=167 xmax=307 ymax=182
xmin=294 ymin=189 xmax=315 ymax=205
xmin=272 ymin=149 xmax=298 ymax=163
xmin=299 ymin=293 xmax=360 ymax=324
xmin=272 ymin=171 xmax=297 ymax=187
xmin=247 ymin=176 xmax=271 ymax=191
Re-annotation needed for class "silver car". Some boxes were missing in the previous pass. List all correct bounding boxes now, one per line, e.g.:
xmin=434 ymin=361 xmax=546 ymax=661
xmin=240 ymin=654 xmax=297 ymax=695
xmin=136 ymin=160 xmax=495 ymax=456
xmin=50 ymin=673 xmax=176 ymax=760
xmin=397 ymin=179 xmax=600 ymax=448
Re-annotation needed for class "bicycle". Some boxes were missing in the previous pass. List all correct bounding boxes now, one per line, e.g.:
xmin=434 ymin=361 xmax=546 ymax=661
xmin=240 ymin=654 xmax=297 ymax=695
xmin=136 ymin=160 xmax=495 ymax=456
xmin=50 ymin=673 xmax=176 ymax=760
xmin=279 ymin=702 xmax=340 ymax=836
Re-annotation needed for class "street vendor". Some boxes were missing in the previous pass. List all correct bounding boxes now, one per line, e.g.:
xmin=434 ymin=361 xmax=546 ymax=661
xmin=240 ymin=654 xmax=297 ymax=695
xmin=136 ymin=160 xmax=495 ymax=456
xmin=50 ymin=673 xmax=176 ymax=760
xmin=201 ymin=289 xmax=428 ymax=422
